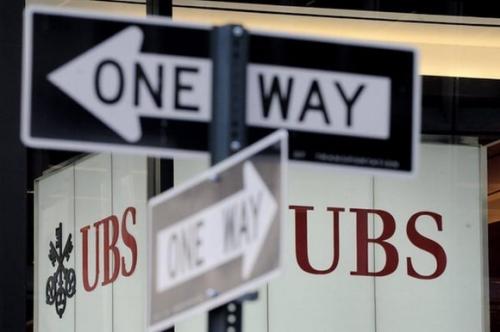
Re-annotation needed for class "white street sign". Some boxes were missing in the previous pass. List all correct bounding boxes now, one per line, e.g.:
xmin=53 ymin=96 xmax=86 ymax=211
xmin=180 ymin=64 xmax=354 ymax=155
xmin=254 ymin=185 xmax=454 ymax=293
xmin=156 ymin=162 xmax=277 ymax=292
xmin=148 ymin=130 xmax=287 ymax=332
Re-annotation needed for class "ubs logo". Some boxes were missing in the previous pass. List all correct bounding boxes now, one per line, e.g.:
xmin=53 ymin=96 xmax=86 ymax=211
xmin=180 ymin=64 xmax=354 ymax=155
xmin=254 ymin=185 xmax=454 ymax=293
xmin=46 ymin=223 xmax=76 ymax=318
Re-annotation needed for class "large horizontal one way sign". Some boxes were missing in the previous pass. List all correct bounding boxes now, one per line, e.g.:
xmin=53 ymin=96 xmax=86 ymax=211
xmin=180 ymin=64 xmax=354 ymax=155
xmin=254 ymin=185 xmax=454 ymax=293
xmin=22 ymin=6 xmax=212 ymax=156
xmin=22 ymin=6 xmax=418 ymax=175
xmin=148 ymin=131 xmax=287 ymax=331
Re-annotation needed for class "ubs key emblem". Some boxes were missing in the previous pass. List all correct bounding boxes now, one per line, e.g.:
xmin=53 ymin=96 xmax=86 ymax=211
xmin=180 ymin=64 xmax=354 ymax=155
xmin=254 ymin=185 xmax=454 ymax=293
xmin=46 ymin=223 xmax=76 ymax=318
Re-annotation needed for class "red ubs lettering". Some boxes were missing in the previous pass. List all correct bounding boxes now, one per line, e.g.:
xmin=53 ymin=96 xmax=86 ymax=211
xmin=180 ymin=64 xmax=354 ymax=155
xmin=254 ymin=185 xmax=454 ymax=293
xmin=289 ymin=205 xmax=447 ymax=280
xmin=80 ymin=207 xmax=138 ymax=292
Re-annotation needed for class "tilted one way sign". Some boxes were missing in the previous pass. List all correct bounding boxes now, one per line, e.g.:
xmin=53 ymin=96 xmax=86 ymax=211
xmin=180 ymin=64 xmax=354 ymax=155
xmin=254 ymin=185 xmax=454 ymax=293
xmin=22 ymin=6 xmax=418 ymax=174
xmin=148 ymin=131 xmax=287 ymax=331
xmin=156 ymin=161 xmax=276 ymax=291
xmin=22 ymin=6 xmax=212 ymax=156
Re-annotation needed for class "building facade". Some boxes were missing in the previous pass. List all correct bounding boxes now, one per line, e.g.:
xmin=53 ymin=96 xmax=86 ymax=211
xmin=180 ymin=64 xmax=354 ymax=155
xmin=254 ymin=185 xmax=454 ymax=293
xmin=1 ymin=1 xmax=500 ymax=331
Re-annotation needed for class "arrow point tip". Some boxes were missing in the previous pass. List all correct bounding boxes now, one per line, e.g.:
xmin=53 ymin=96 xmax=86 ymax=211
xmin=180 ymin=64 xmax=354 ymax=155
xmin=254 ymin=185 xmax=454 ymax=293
xmin=124 ymin=129 xmax=142 ymax=143
xmin=47 ymin=69 xmax=62 ymax=90
xmin=127 ymin=26 xmax=144 ymax=43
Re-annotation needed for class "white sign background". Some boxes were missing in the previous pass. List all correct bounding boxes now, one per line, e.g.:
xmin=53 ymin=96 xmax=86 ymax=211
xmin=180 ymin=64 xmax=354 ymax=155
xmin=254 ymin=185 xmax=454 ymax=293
xmin=174 ymin=142 xmax=487 ymax=332
xmin=247 ymin=64 xmax=391 ymax=139
xmin=271 ymin=143 xmax=487 ymax=332
xmin=34 ymin=143 xmax=487 ymax=332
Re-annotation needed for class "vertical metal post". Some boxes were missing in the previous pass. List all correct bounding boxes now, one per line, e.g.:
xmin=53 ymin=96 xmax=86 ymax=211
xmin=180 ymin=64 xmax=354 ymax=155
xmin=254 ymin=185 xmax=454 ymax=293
xmin=209 ymin=25 xmax=248 ymax=165
xmin=208 ymin=25 xmax=249 ymax=332
xmin=145 ymin=2 xmax=174 ymax=332
xmin=146 ymin=0 xmax=173 ymax=17
xmin=209 ymin=302 xmax=242 ymax=332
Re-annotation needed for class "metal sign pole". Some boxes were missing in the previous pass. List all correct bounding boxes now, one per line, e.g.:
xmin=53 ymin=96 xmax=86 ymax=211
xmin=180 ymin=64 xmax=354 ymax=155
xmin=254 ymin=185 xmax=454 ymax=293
xmin=209 ymin=25 xmax=248 ymax=164
xmin=208 ymin=24 xmax=253 ymax=332
xmin=145 ymin=2 xmax=174 ymax=332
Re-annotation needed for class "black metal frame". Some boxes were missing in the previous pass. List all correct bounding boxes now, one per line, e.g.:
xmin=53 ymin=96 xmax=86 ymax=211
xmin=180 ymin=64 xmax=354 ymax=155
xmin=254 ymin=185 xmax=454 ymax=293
xmin=147 ymin=0 xmax=173 ymax=17
xmin=0 ymin=1 xmax=26 ymax=331
xmin=212 ymin=0 xmax=500 ymax=18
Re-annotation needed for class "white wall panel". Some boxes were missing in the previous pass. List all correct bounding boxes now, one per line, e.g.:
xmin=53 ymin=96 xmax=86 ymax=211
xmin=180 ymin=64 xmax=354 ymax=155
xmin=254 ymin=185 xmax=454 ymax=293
xmin=74 ymin=155 xmax=113 ymax=332
xmin=373 ymin=144 xmax=486 ymax=332
xmin=35 ymin=154 xmax=149 ymax=332
xmin=35 ymin=167 xmax=75 ymax=332
xmin=112 ymin=154 xmax=148 ymax=332
xmin=266 ymin=143 xmax=485 ymax=332
xmin=268 ymin=163 xmax=376 ymax=332
xmin=242 ymin=287 xmax=268 ymax=332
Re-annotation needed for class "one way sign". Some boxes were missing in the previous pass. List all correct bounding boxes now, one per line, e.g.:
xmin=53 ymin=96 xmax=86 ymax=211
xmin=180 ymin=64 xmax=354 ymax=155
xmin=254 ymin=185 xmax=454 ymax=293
xmin=22 ymin=6 xmax=418 ymax=175
xmin=155 ymin=161 xmax=277 ymax=293
xmin=22 ymin=6 xmax=212 ymax=156
xmin=148 ymin=130 xmax=286 ymax=331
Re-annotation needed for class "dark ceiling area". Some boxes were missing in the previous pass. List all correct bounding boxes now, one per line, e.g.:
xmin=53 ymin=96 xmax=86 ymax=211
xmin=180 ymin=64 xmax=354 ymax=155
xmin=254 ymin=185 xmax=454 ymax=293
xmin=219 ymin=0 xmax=500 ymax=18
